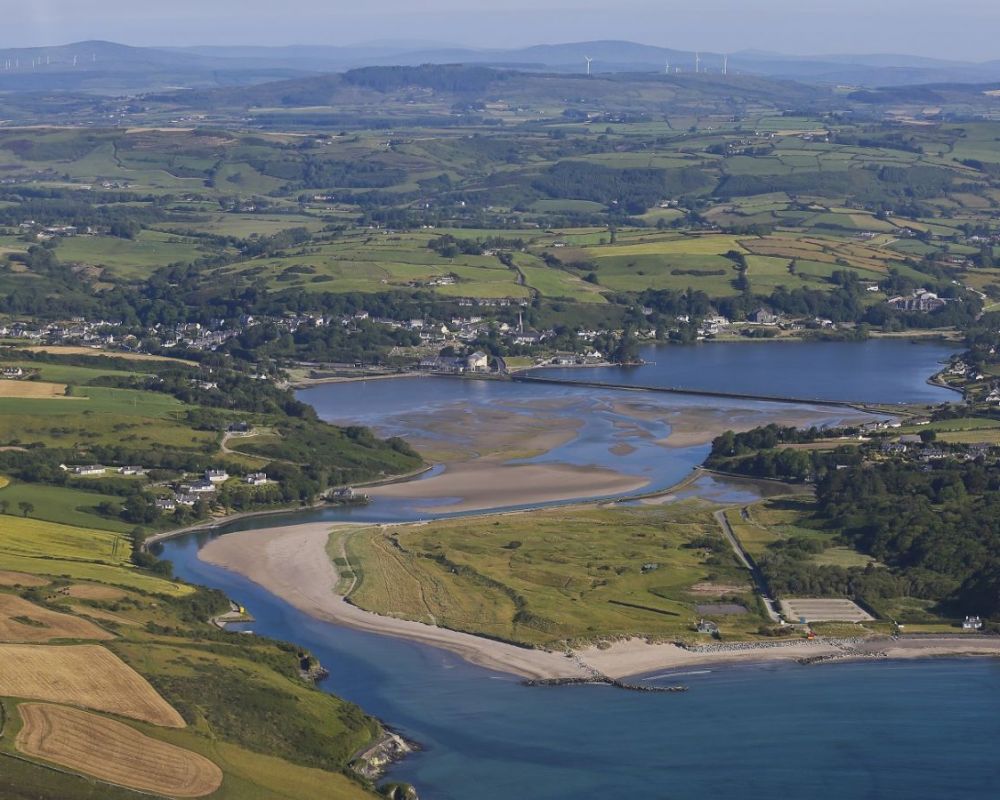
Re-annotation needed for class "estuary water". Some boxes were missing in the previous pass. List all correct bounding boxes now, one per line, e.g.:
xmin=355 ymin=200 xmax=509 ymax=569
xmin=158 ymin=339 xmax=1000 ymax=799
xmin=531 ymin=339 xmax=958 ymax=404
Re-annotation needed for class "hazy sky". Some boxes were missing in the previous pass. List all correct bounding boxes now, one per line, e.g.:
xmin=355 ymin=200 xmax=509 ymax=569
xmin=5 ymin=0 xmax=1000 ymax=61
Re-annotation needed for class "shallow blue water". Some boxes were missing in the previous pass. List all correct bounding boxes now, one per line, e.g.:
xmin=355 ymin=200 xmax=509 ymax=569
xmin=159 ymin=339 xmax=998 ymax=799
xmin=532 ymin=340 xmax=957 ymax=404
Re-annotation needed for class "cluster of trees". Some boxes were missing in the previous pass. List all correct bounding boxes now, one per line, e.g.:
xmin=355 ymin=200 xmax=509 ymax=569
xmin=0 ymin=192 xmax=167 ymax=233
xmin=427 ymin=234 xmax=525 ymax=258
xmin=715 ymin=165 xmax=956 ymax=207
xmin=815 ymin=461 xmax=1000 ymax=617
xmin=532 ymin=162 xmax=709 ymax=214
xmin=248 ymin=156 xmax=405 ymax=189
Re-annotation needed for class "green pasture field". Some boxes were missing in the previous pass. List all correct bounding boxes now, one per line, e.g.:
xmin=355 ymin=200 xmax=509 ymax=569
xmin=519 ymin=265 xmax=607 ymax=303
xmin=55 ymin=230 xmax=212 ymax=279
xmin=0 ymin=384 xmax=218 ymax=450
xmin=0 ymin=359 xmax=136 ymax=384
xmin=0 ymin=481 xmax=132 ymax=532
xmin=592 ymin=253 xmax=739 ymax=294
xmin=154 ymin=212 xmax=325 ymax=238
xmin=341 ymin=502 xmax=764 ymax=647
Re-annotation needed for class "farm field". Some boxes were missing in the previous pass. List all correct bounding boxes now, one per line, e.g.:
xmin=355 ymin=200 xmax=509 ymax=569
xmin=0 ymin=644 xmax=185 ymax=726
xmin=0 ymin=594 xmax=112 ymax=642
xmin=0 ymin=381 xmax=218 ymax=451
xmin=14 ymin=703 xmax=223 ymax=798
xmin=0 ymin=481 xmax=137 ymax=532
xmin=55 ymin=230 xmax=212 ymax=281
xmin=0 ymin=514 xmax=191 ymax=594
xmin=0 ymin=380 xmax=72 ymax=398
xmin=341 ymin=502 xmax=763 ymax=647
xmin=17 ymin=346 xmax=198 ymax=366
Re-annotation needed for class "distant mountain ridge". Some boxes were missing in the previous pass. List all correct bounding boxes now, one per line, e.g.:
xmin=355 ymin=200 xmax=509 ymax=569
xmin=1 ymin=39 xmax=1000 ymax=94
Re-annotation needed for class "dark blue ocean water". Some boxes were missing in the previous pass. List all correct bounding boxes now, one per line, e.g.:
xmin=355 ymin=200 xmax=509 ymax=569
xmin=159 ymin=339 xmax=999 ymax=799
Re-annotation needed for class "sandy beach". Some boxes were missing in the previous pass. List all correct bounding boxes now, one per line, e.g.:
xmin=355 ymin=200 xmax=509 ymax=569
xmin=200 ymin=523 xmax=1000 ymax=681
xmin=367 ymin=462 xmax=649 ymax=513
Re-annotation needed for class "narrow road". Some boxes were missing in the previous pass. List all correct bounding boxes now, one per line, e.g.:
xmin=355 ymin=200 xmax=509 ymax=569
xmin=713 ymin=508 xmax=782 ymax=623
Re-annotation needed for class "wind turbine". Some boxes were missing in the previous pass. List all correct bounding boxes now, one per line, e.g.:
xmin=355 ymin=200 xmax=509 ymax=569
xmin=664 ymin=58 xmax=670 ymax=75
xmin=585 ymin=56 xmax=593 ymax=76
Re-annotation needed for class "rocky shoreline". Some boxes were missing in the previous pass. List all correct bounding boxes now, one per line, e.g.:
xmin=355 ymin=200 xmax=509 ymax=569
xmin=351 ymin=729 xmax=420 ymax=793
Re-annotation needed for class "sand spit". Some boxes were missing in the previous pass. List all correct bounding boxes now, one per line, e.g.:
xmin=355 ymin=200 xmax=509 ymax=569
xmin=200 ymin=524 xmax=591 ymax=680
xmin=200 ymin=524 xmax=1000 ymax=682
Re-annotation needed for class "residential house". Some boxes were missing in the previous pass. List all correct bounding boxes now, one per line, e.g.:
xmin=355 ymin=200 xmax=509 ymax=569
xmin=182 ymin=480 xmax=216 ymax=494
xmin=205 ymin=469 xmax=229 ymax=483
xmin=118 ymin=466 xmax=146 ymax=476
xmin=465 ymin=351 xmax=489 ymax=372
xmin=245 ymin=473 xmax=268 ymax=486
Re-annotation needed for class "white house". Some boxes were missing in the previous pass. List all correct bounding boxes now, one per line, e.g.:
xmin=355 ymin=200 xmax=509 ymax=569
xmin=245 ymin=473 xmax=268 ymax=486
xmin=119 ymin=466 xmax=146 ymax=476
xmin=205 ymin=469 xmax=229 ymax=483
